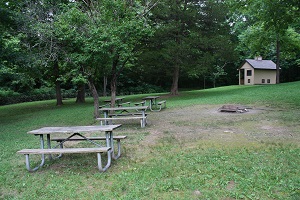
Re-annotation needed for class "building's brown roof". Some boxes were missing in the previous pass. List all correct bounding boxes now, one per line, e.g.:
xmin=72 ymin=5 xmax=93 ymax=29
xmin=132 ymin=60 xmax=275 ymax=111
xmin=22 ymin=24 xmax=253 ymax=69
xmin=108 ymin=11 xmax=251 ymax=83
xmin=245 ymin=59 xmax=276 ymax=70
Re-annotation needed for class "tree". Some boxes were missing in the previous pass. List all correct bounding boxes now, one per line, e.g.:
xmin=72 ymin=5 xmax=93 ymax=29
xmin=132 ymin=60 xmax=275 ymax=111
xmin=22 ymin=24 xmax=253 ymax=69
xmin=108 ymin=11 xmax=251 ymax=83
xmin=54 ymin=1 xmax=154 ymax=117
xmin=140 ymin=0 xmax=235 ymax=94
xmin=253 ymin=0 xmax=299 ymax=83
xmin=54 ymin=2 xmax=103 ymax=115
xmin=96 ymin=1 xmax=154 ymax=108
xmin=149 ymin=0 xmax=198 ymax=95
xmin=17 ymin=0 xmax=72 ymax=106
xmin=0 ymin=0 xmax=37 ymax=94
xmin=227 ymin=0 xmax=300 ymax=83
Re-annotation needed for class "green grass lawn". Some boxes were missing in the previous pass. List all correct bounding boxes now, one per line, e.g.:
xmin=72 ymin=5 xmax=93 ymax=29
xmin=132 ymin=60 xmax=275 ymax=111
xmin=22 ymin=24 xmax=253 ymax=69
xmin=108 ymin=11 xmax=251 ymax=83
xmin=1 ymin=82 xmax=300 ymax=199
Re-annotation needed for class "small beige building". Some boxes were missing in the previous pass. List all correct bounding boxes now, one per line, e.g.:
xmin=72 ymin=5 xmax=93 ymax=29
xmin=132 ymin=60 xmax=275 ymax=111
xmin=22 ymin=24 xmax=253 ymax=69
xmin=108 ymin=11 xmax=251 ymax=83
xmin=238 ymin=57 xmax=277 ymax=85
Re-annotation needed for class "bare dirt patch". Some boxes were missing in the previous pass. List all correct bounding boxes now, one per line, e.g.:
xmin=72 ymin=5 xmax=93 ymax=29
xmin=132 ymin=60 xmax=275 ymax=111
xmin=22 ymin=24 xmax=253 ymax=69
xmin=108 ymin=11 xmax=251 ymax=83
xmin=140 ymin=104 xmax=299 ymax=147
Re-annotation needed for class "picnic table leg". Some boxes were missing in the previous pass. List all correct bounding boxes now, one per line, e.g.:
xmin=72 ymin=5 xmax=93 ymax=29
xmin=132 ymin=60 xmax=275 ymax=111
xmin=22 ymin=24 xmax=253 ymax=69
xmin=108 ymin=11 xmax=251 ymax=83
xmin=114 ymin=139 xmax=122 ymax=159
xmin=103 ymin=111 xmax=112 ymax=125
xmin=104 ymin=111 xmax=108 ymax=125
xmin=149 ymin=99 xmax=157 ymax=111
xmin=153 ymin=99 xmax=158 ymax=110
xmin=47 ymin=133 xmax=63 ymax=159
xmin=149 ymin=100 xmax=153 ymax=111
xmin=39 ymin=135 xmax=46 ymax=165
xmin=46 ymin=134 xmax=53 ymax=160
xmin=142 ymin=110 xmax=146 ymax=128
xmin=97 ymin=150 xmax=111 ymax=172
xmin=24 ymin=135 xmax=46 ymax=172
xmin=106 ymin=131 xmax=118 ymax=160
xmin=110 ymin=131 xmax=116 ymax=159
xmin=145 ymin=99 xmax=153 ymax=111
xmin=24 ymin=154 xmax=43 ymax=172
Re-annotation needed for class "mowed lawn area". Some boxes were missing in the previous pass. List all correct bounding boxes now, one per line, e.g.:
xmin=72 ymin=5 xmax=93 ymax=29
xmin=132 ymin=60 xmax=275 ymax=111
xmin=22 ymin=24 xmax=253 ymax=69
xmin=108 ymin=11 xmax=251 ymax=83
xmin=1 ymin=82 xmax=300 ymax=199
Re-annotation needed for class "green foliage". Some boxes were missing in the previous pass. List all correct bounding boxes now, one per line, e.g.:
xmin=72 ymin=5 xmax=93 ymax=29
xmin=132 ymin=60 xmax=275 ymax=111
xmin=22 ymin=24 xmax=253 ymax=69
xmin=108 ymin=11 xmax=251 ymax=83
xmin=120 ymin=83 xmax=165 ymax=95
xmin=54 ymin=0 xmax=154 ymax=76
xmin=0 ymin=87 xmax=78 ymax=105
xmin=53 ymin=0 xmax=154 ymax=110
xmin=228 ymin=0 xmax=300 ymax=81
xmin=237 ymin=24 xmax=274 ymax=57
xmin=0 ymin=10 xmax=36 ymax=93
xmin=138 ymin=0 xmax=237 ymax=92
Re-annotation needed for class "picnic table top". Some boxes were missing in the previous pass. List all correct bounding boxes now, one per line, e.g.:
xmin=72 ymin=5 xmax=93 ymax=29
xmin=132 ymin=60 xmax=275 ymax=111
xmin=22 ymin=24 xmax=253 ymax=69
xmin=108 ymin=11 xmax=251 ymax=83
xmin=27 ymin=124 xmax=122 ymax=135
xmin=103 ymin=97 xmax=124 ymax=102
xmin=142 ymin=96 xmax=160 ymax=100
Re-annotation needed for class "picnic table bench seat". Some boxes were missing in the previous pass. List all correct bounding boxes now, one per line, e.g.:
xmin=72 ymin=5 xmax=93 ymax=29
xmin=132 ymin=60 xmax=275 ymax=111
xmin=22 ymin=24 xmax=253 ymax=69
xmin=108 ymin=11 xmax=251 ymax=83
xmin=96 ymin=116 xmax=147 ymax=128
xmin=118 ymin=102 xmax=131 ymax=107
xmin=99 ymin=101 xmax=131 ymax=111
xmin=134 ymin=100 xmax=146 ymax=106
xmin=155 ymin=100 xmax=166 ymax=111
xmin=51 ymin=136 xmax=127 ymax=159
xmin=17 ymin=147 xmax=111 ymax=172
xmin=108 ymin=113 xmax=148 ymax=117
xmin=99 ymin=106 xmax=148 ymax=128
xmin=99 ymin=103 xmax=111 ymax=109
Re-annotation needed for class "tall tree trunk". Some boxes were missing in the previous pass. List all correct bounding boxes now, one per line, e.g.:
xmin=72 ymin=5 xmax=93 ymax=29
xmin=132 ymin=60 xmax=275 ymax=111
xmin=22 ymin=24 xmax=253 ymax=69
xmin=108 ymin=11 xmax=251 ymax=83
xmin=76 ymin=84 xmax=85 ymax=103
xmin=110 ymin=74 xmax=117 ymax=108
xmin=53 ymin=61 xmax=63 ymax=106
xmin=55 ymin=81 xmax=63 ymax=106
xmin=170 ymin=65 xmax=179 ymax=95
xmin=110 ymin=57 xmax=119 ymax=108
xmin=169 ymin=1 xmax=187 ymax=96
xmin=87 ymin=78 xmax=99 ymax=118
xmin=110 ymin=55 xmax=129 ymax=108
xmin=276 ymin=37 xmax=280 ymax=84
xmin=213 ymin=76 xmax=216 ymax=88
xmin=76 ymin=67 xmax=86 ymax=103
xmin=103 ymin=76 xmax=107 ymax=97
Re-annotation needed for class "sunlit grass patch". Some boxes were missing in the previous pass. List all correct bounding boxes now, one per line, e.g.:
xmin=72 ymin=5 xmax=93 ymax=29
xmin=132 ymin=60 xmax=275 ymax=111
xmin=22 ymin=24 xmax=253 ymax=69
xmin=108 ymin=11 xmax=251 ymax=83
xmin=109 ymin=142 xmax=300 ymax=199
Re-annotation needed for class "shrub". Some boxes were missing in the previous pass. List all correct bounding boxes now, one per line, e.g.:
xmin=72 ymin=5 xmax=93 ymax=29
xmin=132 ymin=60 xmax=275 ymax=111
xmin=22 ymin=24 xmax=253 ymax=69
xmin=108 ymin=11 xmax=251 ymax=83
xmin=119 ymin=83 xmax=165 ymax=95
xmin=0 ymin=87 xmax=78 ymax=105
xmin=0 ymin=89 xmax=21 ymax=105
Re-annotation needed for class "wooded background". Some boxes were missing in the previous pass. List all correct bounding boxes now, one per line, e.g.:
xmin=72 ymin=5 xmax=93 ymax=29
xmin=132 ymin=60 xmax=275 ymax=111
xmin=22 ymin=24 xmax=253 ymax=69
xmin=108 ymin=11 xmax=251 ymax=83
xmin=1 ymin=0 xmax=299 ymax=106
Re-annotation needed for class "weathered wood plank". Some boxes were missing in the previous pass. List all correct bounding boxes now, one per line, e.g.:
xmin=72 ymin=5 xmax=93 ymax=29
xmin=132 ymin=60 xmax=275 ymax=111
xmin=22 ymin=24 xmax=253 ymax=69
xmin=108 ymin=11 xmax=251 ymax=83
xmin=27 ymin=125 xmax=122 ymax=135
xmin=99 ymin=106 xmax=148 ymax=111
xmin=96 ymin=117 xmax=146 ymax=120
xmin=51 ymin=136 xmax=127 ymax=142
xmin=134 ymin=101 xmax=146 ymax=106
xmin=108 ymin=113 xmax=147 ymax=117
xmin=17 ymin=147 xmax=111 ymax=155
xmin=157 ymin=100 xmax=166 ymax=105
xmin=118 ymin=102 xmax=131 ymax=107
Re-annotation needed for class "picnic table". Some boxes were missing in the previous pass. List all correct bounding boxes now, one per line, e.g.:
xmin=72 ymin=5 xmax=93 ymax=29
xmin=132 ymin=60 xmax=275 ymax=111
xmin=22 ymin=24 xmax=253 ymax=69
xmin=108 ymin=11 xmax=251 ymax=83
xmin=17 ymin=125 xmax=123 ymax=172
xmin=104 ymin=97 xmax=124 ymax=103
xmin=100 ymin=97 xmax=132 ymax=109
xmin=142 ymin=96 xmax=166 ymax=111
xmin=98 ymin=106 xmax=148 ymax=128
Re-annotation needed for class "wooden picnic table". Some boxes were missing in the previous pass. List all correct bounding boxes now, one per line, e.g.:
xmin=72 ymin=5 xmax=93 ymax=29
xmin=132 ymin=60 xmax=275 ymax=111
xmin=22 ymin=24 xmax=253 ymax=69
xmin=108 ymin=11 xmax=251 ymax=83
xmin=103 ymin=97 xmax=124 ymax=104
xmin=98 ymin=106 xmax=148 ymax=128
xmin=100 ymin=97 xmax=131 ymax=108
xmin=17 ymin=125 xmax=122 ymax=172
xmin=142 ymin=96 xmax=160 ymax=111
